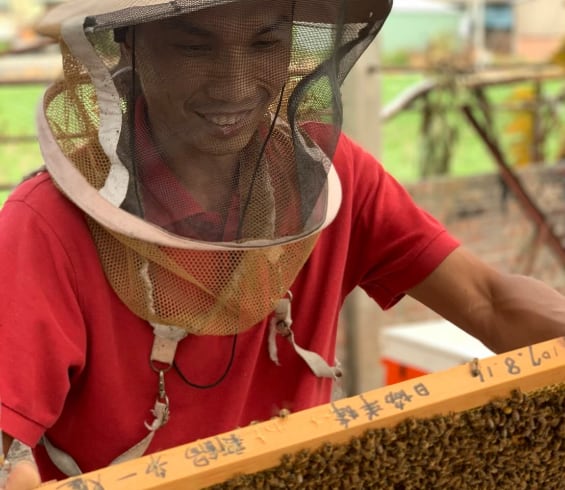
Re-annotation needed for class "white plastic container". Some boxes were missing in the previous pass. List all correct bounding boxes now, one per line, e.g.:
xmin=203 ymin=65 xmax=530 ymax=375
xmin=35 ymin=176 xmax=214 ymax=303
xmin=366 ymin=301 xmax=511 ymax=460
xmin=380 ymin=320 xmax=494 ymax=384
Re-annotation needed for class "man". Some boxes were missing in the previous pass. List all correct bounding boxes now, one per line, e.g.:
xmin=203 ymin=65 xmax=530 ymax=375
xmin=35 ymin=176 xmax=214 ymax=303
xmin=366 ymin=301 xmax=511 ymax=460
xmin=2 ymin=0 xmax=565 ymax=488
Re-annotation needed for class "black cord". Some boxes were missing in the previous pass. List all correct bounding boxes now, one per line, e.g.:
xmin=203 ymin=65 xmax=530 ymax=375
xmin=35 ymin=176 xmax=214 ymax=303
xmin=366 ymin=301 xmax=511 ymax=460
xmin=236 ymin=2 xmax=295 ymax=238
xmin=129 ymin=25 xmax=145 ymax=216
xmin=173 ymin=334 xmax=238 ymax=389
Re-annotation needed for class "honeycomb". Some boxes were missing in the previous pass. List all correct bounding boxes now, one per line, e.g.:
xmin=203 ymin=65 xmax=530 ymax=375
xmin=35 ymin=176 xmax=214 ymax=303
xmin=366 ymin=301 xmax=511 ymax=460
xmin=208 ymin=385 xmax=565 ymax=490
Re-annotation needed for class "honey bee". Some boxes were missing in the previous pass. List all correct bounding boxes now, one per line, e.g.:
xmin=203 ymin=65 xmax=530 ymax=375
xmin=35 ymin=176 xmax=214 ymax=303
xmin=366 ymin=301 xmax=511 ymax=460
xmin=277 ymin=408 xmax=291 ymax=419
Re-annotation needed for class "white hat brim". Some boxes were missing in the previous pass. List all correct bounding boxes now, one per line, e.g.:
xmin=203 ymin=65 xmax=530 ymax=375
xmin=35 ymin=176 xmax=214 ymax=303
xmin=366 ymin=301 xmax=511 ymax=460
xmin=37 ymin=0 xmax=391 ymax=39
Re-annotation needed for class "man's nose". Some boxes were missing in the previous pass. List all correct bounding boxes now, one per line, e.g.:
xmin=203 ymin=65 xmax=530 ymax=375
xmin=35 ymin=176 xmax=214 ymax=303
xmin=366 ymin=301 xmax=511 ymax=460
xmin=205 ymin=48 xmax=259 ymax=102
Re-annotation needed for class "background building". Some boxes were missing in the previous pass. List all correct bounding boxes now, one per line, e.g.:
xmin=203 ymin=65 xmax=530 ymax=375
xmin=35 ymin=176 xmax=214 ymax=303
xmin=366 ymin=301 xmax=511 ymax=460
xmin=380 ymin=0 xmax=565 ymax=65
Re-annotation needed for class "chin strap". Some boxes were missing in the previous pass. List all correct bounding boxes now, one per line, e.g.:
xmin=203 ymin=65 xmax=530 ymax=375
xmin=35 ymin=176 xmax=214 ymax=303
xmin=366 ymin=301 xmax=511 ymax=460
xmin=268 ymin=292 xmax=342 ymax=380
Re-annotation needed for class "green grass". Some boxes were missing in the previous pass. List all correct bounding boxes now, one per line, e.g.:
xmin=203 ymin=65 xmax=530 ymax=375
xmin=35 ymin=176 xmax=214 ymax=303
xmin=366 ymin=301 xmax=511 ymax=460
xmin=0 ymin=84 xmax=45 ymax=203
xmin=0 ymin=74 xmax=563 ymax=205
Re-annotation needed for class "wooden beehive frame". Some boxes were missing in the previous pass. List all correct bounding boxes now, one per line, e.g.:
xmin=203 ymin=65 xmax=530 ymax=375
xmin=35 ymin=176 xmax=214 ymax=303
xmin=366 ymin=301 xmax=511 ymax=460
xmin=40 ymin=337 xmax=565 ymax=490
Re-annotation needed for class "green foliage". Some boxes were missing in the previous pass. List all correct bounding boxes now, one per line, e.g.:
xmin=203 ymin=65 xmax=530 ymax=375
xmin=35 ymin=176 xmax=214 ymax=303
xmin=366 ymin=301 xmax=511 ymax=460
xmin=381 ymin=49 xmax=411 ymax=68
xmin=381 ymin=73 xmax=497 ymax=182
xmin=381 ymin=74 xmax=565 ymax=183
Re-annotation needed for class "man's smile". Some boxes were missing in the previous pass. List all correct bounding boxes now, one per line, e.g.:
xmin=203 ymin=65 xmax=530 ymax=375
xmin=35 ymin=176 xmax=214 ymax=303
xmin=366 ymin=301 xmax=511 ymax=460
xmin=196 ymin=109 xmax=255 ymax=136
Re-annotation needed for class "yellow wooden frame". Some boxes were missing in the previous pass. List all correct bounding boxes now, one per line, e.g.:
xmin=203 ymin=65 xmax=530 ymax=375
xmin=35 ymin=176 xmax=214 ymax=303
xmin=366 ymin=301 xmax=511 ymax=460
xmin=40 ymin=337 xmax=565 ymax=489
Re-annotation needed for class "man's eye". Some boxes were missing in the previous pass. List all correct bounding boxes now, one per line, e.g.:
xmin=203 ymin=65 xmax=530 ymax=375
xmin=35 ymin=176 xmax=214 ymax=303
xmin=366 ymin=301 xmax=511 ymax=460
xmin=253 ymin=39 xmax=282 ymax=49
xmin=175 ymin=44 xmax=212 ymax=54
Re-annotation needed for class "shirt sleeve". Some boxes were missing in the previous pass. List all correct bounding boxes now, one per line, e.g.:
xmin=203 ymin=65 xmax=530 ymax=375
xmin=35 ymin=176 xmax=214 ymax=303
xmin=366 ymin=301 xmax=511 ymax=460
xmin=335 ymin=134 xmax=460 ymax=309
xmin=0 ymin=179 xmax=87 ymax=446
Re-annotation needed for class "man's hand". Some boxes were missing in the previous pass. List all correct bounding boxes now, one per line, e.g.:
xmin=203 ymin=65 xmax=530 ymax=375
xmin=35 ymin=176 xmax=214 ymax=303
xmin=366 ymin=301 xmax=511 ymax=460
xmin=1 ymin=461 xmax=41 ymax=490
xmin=1 ymin=439 xmax=41 ymax=490
xmin=408 ymin=246 xmax=565 ymax=353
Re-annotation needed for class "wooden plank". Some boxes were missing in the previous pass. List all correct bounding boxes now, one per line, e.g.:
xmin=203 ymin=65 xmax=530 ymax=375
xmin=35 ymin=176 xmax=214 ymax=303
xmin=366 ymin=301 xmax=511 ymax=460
xmin=40 ymin=337 xmax=565 ymax=490
xmin=381 ymin=65 xmax=565 ymax=121
xmin=0 ymin=54 xmax=61 ymax=84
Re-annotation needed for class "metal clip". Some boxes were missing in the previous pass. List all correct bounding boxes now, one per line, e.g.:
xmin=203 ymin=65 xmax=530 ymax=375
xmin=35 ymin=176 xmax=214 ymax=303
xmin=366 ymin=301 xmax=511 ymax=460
xmin=146 ymin=370 xmax=170 ymax=429
xmin=273 ymin=292 xmax=293 ymax=337
xmin=158 ymin=370 xmax=166 ymax=402
xmin=149 ymin=360 xmax=172 ymax=412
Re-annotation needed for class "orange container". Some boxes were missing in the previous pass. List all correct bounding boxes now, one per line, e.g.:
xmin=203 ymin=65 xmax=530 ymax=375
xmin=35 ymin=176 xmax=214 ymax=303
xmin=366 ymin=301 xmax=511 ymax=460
xmin=381 ymin=358 xmax=428 ymax=385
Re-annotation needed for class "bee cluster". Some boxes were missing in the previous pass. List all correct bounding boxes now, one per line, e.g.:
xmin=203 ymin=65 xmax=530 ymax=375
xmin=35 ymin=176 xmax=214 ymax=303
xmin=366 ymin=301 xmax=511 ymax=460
xmin=208 ymin=384 xmax=565 ymax=489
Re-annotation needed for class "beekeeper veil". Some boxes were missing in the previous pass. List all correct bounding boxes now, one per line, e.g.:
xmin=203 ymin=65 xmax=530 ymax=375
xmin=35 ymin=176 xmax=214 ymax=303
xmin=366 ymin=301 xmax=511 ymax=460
xmin=35 ymin=0 xmax=392 ymax=335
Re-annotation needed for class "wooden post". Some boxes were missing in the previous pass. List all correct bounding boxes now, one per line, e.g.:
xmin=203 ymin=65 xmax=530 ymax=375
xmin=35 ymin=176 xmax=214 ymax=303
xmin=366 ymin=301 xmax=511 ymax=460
xmin=341 ymin=37 xmax=381 ymax=158
xmin=40 ymin=337 xmax=565 ymax=490
xmin=340 ymin=37 xmax=383 ymax=397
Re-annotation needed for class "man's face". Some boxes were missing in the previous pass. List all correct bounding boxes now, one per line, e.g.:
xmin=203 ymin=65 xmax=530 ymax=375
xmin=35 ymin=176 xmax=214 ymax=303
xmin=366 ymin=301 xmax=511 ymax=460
xmin=132 ymin=0 xmax=293 ymax=160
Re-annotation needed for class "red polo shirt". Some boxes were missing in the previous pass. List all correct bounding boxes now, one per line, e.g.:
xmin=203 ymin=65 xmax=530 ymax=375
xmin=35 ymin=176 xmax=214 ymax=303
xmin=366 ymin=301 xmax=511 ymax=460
xmin=0 ymin=131 xmax=459 ymax=480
